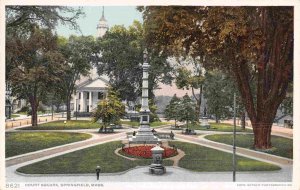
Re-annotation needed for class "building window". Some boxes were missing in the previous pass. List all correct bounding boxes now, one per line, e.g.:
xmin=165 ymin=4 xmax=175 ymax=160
xmin=98 ymin=92 xmax=103 ymax=99
xmin=78 ymin=105 xmax=81 ymax=111
xmin=87 ymin=92 xmax=89 ymax=99
xmin=79 ymin=93 xmax=81 ymax=99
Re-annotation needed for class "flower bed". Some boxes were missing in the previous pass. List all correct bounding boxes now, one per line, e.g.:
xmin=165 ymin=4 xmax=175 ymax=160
xmin=121 ymin=145 xmax=177 ymax=159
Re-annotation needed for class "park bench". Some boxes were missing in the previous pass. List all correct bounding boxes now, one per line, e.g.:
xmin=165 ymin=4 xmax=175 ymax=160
xmin=110 ymin=124 xmax=123 ymax=129
xmin=155 ymin=132 xmax=175 ymax=140
xmin=170 ymin=124 xmax=184 ymax=130
xmin=181 ymin=128 xmax=197 ymax=135
xmin=126 ymin=132 xmax=133 ymax=138
xmin=98 ymin=127 xmax=114 ymax=133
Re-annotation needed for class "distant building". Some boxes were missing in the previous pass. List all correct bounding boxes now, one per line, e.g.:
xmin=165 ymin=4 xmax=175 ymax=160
xmin=71 ymin=7 xmax=136 ymax=117
xmin=71 ymin=7 xmax=109 ymax=116
xmin=72 ymin=76 xmax=109 ymax=116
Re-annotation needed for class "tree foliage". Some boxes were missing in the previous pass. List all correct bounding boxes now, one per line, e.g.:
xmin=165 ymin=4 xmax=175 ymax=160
xmin=6 ymin=6 xmax=84 ymax=126
xmin=177 ymin=94 xmax=196 ymax=128
xmin=175 ymin=57 xmax=205 ymax=120
xmin=203 ymin=70 xmax=232 ymax=122
xmin=93 ymin=87 xmax=125 ymax=128
xmin=6 ymin=27 xmax=65 ymax=126
xmin=164 ymin=94 xmax=181 ymax=126
xmin=57 ymin=35 xmax=95 ymax=120
xmin=140 ymin=6 xmax=293 ymax=149
xmin=6 ymin=6 xmax=84 ymax=31
xmin=94 ymin=21 xmax=173 ymax=102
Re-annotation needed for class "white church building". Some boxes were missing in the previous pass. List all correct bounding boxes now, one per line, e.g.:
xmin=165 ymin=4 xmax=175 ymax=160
xmin=71 ymin=7 xmax=109 ymax=116
xmin=71 ymin=7 xmax=137 ymax=117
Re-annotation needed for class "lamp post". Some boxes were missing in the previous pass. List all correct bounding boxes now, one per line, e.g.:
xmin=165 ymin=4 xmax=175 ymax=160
xmin=233 ymin=93 xmax=237 ymax=182
xmin=76 ymin=98 xmax=78 ymax=120
xmin=51 ymin=98 xmax=54 ymax=120
xmin=5 ymin=83 xmax=12 ymax=119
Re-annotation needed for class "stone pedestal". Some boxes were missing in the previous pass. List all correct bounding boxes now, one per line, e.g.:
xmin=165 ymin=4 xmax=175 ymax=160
xmin=149 ymin=144 xmax=166 ymax=175
xmin=200 ymin=117 xmax=210 ymax=129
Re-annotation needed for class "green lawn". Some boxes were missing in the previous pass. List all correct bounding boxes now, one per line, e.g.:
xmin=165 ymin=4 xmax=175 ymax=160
xmin=169 ymin=141 xmax=280 ymax=171
xmin=17 ymin=141 xmax=174 ymax=174
xmin=6 ymin=132 xmax=92 ymax=158
xmin=19 ymin=120 xmax=101 ymax=130
xmin=205 ymin=134 xmax=293 ymax=159
xmin=17 ymin=140 xmax=280 ymax=174
xmin=11 ymin=114 xmax=20 ymax=118
xmin=121 ymin=121 xmax=171 ymax=128
xmin=183 ymin=122 xmax=253 ymax=133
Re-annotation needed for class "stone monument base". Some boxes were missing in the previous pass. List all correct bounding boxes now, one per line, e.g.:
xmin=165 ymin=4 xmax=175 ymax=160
xmin=149 ymin=163 xmax=166 ymax=175
xmin=129 ymin=135 xmax=161 ymax=144
xmin=129 ymin=124 xmax=161 ymax=144
xmin=200 ymin=117 xmax=210 ymax=129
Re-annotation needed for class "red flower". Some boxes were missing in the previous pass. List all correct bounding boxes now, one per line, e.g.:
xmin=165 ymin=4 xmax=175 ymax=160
xmin=122 ymin=145 xmax=177 ymax=158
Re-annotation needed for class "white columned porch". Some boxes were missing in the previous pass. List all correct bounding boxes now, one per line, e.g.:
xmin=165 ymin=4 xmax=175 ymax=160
xmin=89 ymin=91 xmax=92 ymax=112
xmin=81 ymin=92 xmax=86 ymax=112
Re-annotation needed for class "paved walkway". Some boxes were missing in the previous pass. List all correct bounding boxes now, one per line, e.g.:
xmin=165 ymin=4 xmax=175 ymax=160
xmin=5 ymin=122 xmax=293 ymax=183
xmin=6 ymin=165 xmax=292 ymax=182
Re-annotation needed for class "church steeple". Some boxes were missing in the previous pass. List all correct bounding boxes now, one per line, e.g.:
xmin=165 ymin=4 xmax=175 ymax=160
xmin=96 ymin=6 xmax=108 ymax=38
xmin=100 ymin=6 xmax=106 ymax=21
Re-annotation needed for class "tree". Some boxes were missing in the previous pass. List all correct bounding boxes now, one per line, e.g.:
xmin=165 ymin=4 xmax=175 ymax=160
xmin=93 ymin=87 xmax=125 ymax=130
xmin=175 ymin=58 xmax=205 ymax=121
xmin=58 ymin=35 xmax=95 ymax=120
xmin=203 ymin=70 xmax=232 ymax=123
xmin=6 ymin=6 xmax=83 ymax=31
xmin=177 ymin=94 xmax=196 ymax=129
xmin=6 ymin=26 xmax=65 ymax=126
xmin=42 ymin=84 xmax=66 ymax=113
xmin=279 ymin=83 xmax=293 ymax=116
xmin=140 ymin=6 xmax=293 ymax=149
xmin=164 ymin=94 xmax=181 ymax=126
xmin=94 ymin=21 xmax=173 ymax=103
xmin=6 ymin=6 xmax=84 ymax=126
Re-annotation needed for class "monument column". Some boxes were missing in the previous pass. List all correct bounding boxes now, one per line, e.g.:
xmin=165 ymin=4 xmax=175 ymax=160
xmin=129 ymin=49 xmax=160 ymax=144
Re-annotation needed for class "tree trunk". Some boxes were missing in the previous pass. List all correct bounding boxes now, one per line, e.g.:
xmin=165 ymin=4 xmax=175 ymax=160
xmin=192 ymin=85 xmax=202 ymax=122
xmin=240 ymin=111 xmax=246 ymax=130
xmin=66 ymin=96 xmax=71 ymax=120
xmin=29 ymin=97 xmax=38 ymax=127
xmin=252 ymin=122 xmax=272 ymax=149
xmin=215 ymin=116 xmax=220 ymax=123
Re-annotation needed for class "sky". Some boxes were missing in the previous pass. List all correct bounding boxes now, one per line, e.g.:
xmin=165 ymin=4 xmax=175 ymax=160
xmin=56 ymin=6 xmax=143 ymax=37
xmin=56 ymin=6 xmax=192 ymax=97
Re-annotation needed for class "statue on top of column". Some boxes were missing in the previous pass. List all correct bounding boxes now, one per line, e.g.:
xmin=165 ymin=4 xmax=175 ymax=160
xmin=143 ymin=48 xmax=148 ymax=63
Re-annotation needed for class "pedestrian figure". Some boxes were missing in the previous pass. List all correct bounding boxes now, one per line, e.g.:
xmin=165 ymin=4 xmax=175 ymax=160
xmin=96 ymin=165 xmax=101 ymax=180
xmin=170 ymin=131 xmax=174 ymax=139
xmin=133 ymin=131 xmax=136 ymax=136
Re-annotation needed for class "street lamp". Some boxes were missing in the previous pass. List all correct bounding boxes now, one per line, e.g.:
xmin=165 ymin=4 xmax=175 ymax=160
xmin=76 ymin=98 xmax=78 ymax=120
xmin=233 ymin=93 xmax=237 ymax=182
xmin=5 ymin=83 xmax=12 ymax=119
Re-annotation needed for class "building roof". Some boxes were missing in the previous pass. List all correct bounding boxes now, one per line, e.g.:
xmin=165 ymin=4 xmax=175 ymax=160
xmin=76 ymin=76 xmax=109 ymax=91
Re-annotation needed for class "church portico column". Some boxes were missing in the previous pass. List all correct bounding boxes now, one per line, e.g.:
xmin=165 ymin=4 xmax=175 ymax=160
xmin=89 ymin=91 xmax=92 ymax=112
xmin=80 ymin=91 xmax=86 ymax=112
